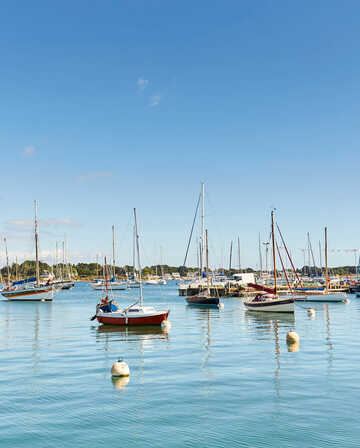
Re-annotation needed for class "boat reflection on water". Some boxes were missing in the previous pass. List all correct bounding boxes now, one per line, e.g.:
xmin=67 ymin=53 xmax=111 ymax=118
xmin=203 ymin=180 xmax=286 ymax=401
xmin=96 ymin=324 xmax=169 ymax=340
xmin=245 ymin=311 xmax=297 ymax=398
xmin=111 ymin=376 xmax=130 ymax=391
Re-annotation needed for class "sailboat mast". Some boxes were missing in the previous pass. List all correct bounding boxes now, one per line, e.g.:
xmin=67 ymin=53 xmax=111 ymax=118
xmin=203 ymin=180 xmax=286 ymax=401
xmin=4 ymin=237 xmax=10 ymax=283
xmin=325 ymin=227 xmax=328 ymax=293
xmin=271 ymin=210 xmax=277 ymax=295
xmin=104 ymin=256 xmax=109 ymax=299
xmin=258 ymin=233 xmax=263 ymax=277
xmin=200 ymin=182 xmax=205 ymax=276
xmin=319 ymin=241 xmax=322 ymax=276
xmin=133 ymin=225 xmax=136 ymax=279
xmin=112 ymin=225 xmax=115 ymax=279
xmin=133 ymin=208 xmax=143 ymax=306
xmin=34 ymin=200 xmax=40 ymax=286
xmin=206 ymin=229 xmax=210 ymax=294
xmin=237 ymin=237 xmax=241 ymax=272
xmin=229 ymin=240 xmax=233 ymax=272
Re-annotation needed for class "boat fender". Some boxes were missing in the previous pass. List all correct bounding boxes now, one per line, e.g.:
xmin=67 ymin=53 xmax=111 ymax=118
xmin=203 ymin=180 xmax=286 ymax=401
xmin=111 ymin=360 xmax=130 ymax=377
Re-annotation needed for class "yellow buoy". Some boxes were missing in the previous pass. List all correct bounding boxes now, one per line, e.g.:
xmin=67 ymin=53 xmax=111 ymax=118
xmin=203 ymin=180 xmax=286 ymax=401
xmin=286 ymin=331 xmax=299 ymax=344
xmin=111 ymin=360 xmax=130 ymax=377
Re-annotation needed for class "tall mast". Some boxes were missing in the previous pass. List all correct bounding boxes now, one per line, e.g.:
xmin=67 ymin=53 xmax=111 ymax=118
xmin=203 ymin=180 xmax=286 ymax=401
xmin=200 ymin=182 xmax=205 ymax=276
xmin=325 ymin=227 xmax=328 ymax=294
xmin=62 ymin=240 xmax=65 ymax=281
xmin=96 ymin=253 xmax=99 ymax=277
xmin=133 ymin=208 xmax=143 ymax=306
xmin=104 ymin=256 xmax=109 ymax=299
xmin=55 ymin=241 xmax=58 ymax=279
xmin=319 ymin=241 xmax=322 ymax=276
xmin=229 ymin=240 xmax=233 ymax=272
xmin=4 ymin=237 xmax=10 ymax=283
xmin=258 ymin=233 xmax=263 ymax=277
xmin=206 ymin=229 xmax=210 ymax=294
xmin=112 ymin=225 xmax=115 ymax=279
xmin=15 ymin=256 xmax=18 ymax=281
xmin=34 ymin=200 xmax=40 ymax=286
xmin=237 ymin=237 xmax=241 ymax=272
xmin=271 ymin=210 xmax=277 ymax=295
xmin=132 ymin=225 xmax=136 ymax=279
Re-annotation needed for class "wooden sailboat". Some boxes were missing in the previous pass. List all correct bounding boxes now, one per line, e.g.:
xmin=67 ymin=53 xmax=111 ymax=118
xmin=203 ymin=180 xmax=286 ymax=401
xmin=244 ymin=211 xmax=294 ymax=313
xmin=94 ymin=209 xmax=170 ymax=325
xmin=305 ymin=227 xmax=347 ymax=302
xmin=1 ymin=201 xmax=53 ymax=301
xmin=186 ymin=229 xmax=220 ymax=306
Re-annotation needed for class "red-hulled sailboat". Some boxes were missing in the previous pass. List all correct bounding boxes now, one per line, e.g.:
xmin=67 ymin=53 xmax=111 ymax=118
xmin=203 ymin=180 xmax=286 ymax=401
xmin=93 ymin=208 xmax=170 ymax=326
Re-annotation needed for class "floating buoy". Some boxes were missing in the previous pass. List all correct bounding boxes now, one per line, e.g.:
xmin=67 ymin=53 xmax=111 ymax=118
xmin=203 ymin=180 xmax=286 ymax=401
xmin=288 ymin=341 xmax=299 ymax=352
xmin=111 ymin=360 xmax=130 ymax=377
xmin=161 ymin=320 xmax=171 ymax=330
xmin=307 ymin=308 xmax=315 ymax=317
xmin=286 ymin=331 xmax=299 ymax=345
xmin=344 ymin=298 xmax=350 ymax=304
xmin=218 ymin=302 xmax=224 ymax=309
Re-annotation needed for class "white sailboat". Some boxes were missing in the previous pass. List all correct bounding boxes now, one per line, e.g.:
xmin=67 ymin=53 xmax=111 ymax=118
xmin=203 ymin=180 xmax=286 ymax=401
xmin=1 ymin=201 xmax=53 ymax=301
xmin=244 ymin=211 xmax=294 ymax=313
xmin=305 ymin=227 xmax=347 ymax=303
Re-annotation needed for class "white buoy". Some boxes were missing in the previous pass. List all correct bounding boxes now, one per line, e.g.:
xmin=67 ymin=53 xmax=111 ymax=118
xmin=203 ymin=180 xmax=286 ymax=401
xmin=218 ymin=302 xmax=224 ymax=309
xmin=344 ymin=298 xmax=350 ymax=304
xmin=161 ymin=320 xmax=171 ymax=330
xmin=307 ymin=308 xmax=315 ymax=317
xmin=111 ymin=359 xmax=130 ymax=377
xmin=286 ymin=331 xmax=299 ymax=345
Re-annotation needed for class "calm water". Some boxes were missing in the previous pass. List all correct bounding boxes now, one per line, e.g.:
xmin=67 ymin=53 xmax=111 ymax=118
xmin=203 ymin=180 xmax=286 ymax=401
xmin=1 ymin=282 xmax=360 ymax=447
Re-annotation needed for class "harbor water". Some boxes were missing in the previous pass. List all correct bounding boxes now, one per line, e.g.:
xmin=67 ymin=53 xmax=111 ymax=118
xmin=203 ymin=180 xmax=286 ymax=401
xmin=1 ymin=282 xmax=360 ymax=447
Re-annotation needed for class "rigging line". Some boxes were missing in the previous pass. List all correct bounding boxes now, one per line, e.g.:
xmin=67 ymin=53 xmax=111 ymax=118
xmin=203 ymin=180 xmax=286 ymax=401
xmin=182 ymin=192 xmax=201 ymax=268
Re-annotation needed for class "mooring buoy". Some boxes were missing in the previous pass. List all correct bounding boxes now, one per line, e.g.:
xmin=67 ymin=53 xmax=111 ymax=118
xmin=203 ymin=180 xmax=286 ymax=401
xmin=111 ymin=360 xmax=130 ymax=377
xmin=286 ymin=331 xmax=299 ymax=344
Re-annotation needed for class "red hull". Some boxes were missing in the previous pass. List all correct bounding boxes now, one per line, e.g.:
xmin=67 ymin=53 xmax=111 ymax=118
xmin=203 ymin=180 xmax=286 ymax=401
xmin=97 ymin=311 xmax=169 ymax=326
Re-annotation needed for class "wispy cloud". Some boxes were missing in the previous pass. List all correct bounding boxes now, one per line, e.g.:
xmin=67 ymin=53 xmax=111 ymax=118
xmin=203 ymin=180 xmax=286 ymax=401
xmin=137 ymin=77 xmax=149 ymax=91
xmin=149 ymin=94 xmax=161 ymax=107
xmin=77 ymin=171 xmax=113 ymax=183
xmin=21 ymin=146 xmax=36 ymax=157
xmin=5 ymin=218 xmax=79 ymax=233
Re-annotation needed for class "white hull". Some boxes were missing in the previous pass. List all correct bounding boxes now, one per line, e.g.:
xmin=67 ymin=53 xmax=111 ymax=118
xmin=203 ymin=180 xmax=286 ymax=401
xmin=305 ymin=293 xmax=347 ymax=302
xmin=244 ymin=297 xmax=294 ymax=313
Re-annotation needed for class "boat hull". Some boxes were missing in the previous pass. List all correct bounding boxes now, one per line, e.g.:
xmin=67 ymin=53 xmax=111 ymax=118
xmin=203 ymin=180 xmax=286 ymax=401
xmin=244 ymin=298 xmax=294 ymax=313
xmin=97 ymin=311 xmax=169 ymax=326
xmin=1 ymin=287 xmax=53 ymax=301
xmin=304 ymin=293 xmax=347 ymax=302
xmin=186 ymin=295 xmax=220 ymax=306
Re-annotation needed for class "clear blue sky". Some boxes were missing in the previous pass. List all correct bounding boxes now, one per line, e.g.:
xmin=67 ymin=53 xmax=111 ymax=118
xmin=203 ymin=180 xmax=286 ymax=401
xmin=1 ymin=0 xmax=359 ymax=269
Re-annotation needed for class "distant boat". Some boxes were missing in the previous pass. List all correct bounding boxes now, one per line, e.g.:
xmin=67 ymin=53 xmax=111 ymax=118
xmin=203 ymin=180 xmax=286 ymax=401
xmin=186 ymin=227 xmax=220 ymax=307
xmin=1 ymin=201 xmax=53 ymax=302
xmin=244 ymin=211 xmax=294 ymax=313
xmin=93 ymin=209 xmax=169 ymax=326
xmin=298 ymin=228 xmax=347 ymax=303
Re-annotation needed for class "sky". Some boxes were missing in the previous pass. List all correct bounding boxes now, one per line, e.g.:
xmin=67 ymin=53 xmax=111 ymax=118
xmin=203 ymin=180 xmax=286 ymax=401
xmin=0 ymin=0 xmax=360 ymax=269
